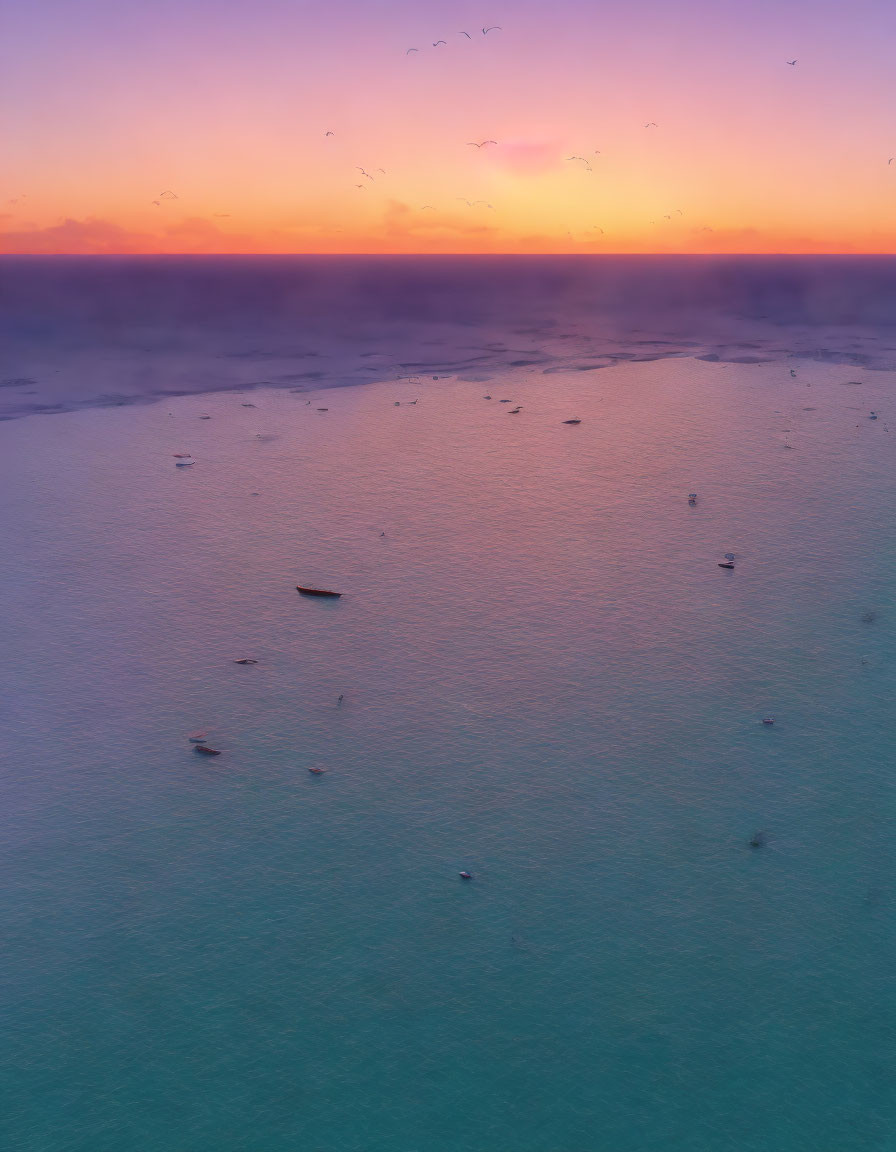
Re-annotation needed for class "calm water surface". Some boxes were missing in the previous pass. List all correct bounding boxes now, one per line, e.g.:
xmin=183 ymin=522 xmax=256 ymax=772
xmin=1 ymin=264 xmax=895 ymax=1150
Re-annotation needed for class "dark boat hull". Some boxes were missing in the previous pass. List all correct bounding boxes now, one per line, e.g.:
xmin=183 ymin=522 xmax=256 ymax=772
xmin=297 ymin=586 xmax=342 ymax=598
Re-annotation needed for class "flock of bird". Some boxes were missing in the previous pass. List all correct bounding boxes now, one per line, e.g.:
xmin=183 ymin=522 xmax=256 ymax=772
xmin=5 ymin=24 xmax=896 ymax=234
xmin=308 ymin=37 xmax=888 ymax=235
xmin=141 ymin=23 xmax=689 ymax=225
xmin=134 ymin=30 xmax=896 ymax=231
xmin=406 ymin=26 xmax=501 ymax=53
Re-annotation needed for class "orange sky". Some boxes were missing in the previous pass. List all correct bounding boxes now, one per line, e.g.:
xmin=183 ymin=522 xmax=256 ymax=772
xmin=4 ymin=0 xmax=896 ymax=254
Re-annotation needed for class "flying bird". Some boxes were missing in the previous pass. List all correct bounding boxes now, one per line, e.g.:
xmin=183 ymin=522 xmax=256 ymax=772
xmin=467 ymin=140 xmax=498 ymax=148
xmin=565 ymin=155 xmax=592 ymax=171
xmin=786 ymin=59 xmax=797 ymax=65
xmin=889 ymin=158 xmax=894 ymax=165
xmin=482 ymin=26 xmax=501 ymax=34
xmin=676 ymin=208 xmax=684 ymax=215
xmin=377 ymin=168 xmax=386 ymax=175
xmin=664 ymin=214 xmax=671 ymax=220
xmin=159 ymin=190 xmax=178 ymax=199
xmin=421 ymin=205 xmax=435 ymax=210
xmin=325 ymin=130 xmax=335 ymax=136
xmin=356 ymin=168 xmax=374 ymax=180
xmin=433 ymin=40 xmax=447 ymax=46
xmin=456 ymin=198 xmax=474 ymax=206
xmin=458 ymin=31 xmax=472 ymax=38
xmin=355 ymin=184 xmax=365 ymax=190
xmin=644 ymin=122 xmax=658 ymax=128
xmin=406 ymin=47 xmax=419 ymax=54
xmin=151 ymin=200 xmax=161 ymax=206
xmin=592 ymin=226 xmax=604 ymax=233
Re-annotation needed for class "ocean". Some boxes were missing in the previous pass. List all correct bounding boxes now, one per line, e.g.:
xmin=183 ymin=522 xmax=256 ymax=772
xmin=1 ymin=257 xmax=895 ymax=1151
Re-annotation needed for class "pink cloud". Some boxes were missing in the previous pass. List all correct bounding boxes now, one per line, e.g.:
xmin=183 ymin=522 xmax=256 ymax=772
xmin=490 ymin=138 xmax=564 ymax=176
xmin=0 ymin=217 xmax=156 ymax=255
xmin=381 ymin=200 xmax=498 ymax=239
xmin=0 ymin=215 xmax=256 ymax=255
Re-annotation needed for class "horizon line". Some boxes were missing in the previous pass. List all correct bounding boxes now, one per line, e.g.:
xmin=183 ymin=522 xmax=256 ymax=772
xmin=3 ymin=250 xmax=896 ymax=258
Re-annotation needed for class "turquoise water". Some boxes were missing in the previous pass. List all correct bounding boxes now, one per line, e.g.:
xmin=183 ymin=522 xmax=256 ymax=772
xmin=2 ymin=356 xmax=895 ymax=1150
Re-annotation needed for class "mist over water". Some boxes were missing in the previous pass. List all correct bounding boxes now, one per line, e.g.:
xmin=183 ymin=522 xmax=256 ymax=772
xmin=3 ymin=256 xmax=896 ymax=420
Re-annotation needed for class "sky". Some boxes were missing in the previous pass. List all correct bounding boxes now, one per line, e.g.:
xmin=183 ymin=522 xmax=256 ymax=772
xmin=3 ymin=0 xmax=896 ymax=254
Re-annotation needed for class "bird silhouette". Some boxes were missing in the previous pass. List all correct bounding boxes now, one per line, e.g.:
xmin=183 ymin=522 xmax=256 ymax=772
xmin=458 ymin=31 xmax=472 ymax=38
xmin=325 ymin=130 xmax=335 ymax=136
xmin=421 ymin=205 xmax=435 ymax=210
xmin=406 ymin=47 xmax=418 ymax=54
xmin=467 ymin=140 xmax=498 ymax=148
xmin=786 ymin=59 xmax=797 ymax=65
xmin=482 ymin=26 xmax=501 ymax=34
xmin=644 ymin=122 xmax=658 ymax=128
xmin=159 ymin=190 xmax=178 ymax=199
xmin=433 ymin=40 xmax=447 ymax=46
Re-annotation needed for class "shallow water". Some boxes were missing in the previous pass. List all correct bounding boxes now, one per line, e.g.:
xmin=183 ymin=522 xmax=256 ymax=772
xmin=1 ymin=348 xmax=895 ymax=1150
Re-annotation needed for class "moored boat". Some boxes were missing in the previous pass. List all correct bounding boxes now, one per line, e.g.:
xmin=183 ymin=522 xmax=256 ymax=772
xmin=297 ymin=586 xmax=342 ymax=598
